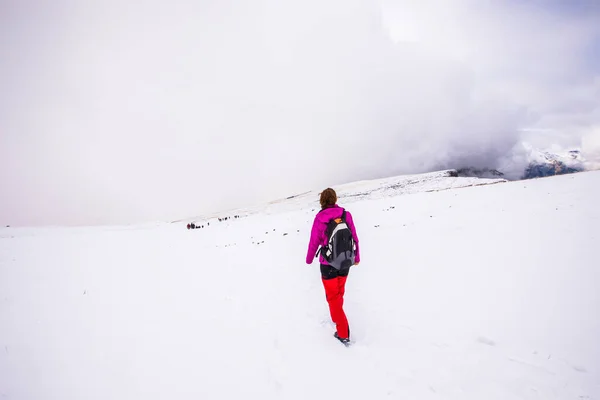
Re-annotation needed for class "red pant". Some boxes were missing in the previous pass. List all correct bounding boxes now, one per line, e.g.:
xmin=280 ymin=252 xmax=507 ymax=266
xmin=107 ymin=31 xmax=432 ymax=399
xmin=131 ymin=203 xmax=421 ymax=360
xmin=322 ymin=276 xmax=349 ymax=339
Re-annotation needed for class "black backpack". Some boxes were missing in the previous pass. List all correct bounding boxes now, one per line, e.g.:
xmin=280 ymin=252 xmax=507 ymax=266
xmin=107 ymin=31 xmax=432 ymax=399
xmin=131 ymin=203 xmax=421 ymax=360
xmin=318 ymin=209 xmax=356 ymax=270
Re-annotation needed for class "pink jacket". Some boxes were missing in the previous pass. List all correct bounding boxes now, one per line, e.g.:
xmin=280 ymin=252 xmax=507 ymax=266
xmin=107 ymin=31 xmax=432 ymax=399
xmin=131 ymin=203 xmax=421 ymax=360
xmin=306 ymin=205 xmax=360 ymax=265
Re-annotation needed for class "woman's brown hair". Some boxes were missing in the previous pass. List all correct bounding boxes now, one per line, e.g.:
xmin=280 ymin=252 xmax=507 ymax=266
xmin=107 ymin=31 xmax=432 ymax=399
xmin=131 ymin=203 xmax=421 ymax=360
xmin=319 ymin=188 xmax=337 ymax=209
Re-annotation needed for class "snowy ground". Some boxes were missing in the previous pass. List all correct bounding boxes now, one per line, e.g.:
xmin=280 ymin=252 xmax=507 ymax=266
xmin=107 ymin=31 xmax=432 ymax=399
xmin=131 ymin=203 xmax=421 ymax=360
xmin=182 ymin=169 xmax=506 ymax=222
xmin=1 ymin=171 xmax=599 ymax=400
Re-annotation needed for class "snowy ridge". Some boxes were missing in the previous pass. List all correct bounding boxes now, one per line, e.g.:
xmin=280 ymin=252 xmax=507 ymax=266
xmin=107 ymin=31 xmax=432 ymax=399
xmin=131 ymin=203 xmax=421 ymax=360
xmin=1 ymin=171 xmax=598 ymax=400
xmin=520 ymin=145 xmax=588 ymax=180
xmin=186 ymin=169 xmax=506 ymax=223
xmin=527 ymin=147 xmax=585 ymax=169
xmin=529 ymin=149 xmax=584 ymax=168
xmin=451 ymin=144 xmax=597 ymax=181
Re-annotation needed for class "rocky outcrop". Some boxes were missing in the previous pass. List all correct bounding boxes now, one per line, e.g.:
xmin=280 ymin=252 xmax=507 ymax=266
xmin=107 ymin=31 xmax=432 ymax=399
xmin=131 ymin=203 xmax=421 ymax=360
xmin=522 ymin=150 xmax=584 ymax=179
xmin=456 ymin=168 xmax=505 ymax=179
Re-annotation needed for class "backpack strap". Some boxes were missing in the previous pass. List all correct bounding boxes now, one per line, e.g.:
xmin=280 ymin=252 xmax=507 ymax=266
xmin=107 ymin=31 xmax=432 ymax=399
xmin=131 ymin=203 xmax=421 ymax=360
xmin=341 ymin=209 xmax=346 ymax=222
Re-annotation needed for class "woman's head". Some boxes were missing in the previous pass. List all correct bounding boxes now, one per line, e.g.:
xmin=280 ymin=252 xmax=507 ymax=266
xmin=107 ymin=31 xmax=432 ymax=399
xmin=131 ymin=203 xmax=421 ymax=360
xmin=319 ymin=188 xmax=337 ymax=209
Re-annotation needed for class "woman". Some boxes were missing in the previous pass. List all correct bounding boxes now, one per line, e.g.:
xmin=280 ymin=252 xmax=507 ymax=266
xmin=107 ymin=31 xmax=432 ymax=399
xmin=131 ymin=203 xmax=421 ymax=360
xmin=306 ymin=188 xmax=360 ymax=344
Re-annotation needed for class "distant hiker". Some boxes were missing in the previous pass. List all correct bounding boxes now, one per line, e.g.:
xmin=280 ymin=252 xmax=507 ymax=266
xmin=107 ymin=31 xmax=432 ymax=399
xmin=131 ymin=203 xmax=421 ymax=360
xmin=306 ymin=188 xmax=360 ymax=345
xmin=191 ymin=223 xmax=196 ymax=229
xmin=187 ymin=223 xmax=191 ymax=230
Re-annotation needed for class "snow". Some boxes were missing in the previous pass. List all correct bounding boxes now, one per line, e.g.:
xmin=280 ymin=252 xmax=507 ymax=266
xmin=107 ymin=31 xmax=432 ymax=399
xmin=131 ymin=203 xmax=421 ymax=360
xmin=523 ymin=143 xmax=587 ymax=171
xmin=184 ymin=170 xmax=506 ymax=220
xmin=1 ymin=170 xmax=599 ymax=399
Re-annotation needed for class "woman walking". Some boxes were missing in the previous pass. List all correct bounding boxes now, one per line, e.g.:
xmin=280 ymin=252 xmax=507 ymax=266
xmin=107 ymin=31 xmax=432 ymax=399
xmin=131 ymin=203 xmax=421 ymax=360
xmin=306 ymin=188 xmax=360 ymax=345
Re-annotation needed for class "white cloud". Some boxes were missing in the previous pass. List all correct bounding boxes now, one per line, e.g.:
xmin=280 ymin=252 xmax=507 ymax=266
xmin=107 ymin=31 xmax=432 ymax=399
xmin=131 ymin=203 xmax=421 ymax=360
xmin=1 ymin=0 xmax=598 ymax=225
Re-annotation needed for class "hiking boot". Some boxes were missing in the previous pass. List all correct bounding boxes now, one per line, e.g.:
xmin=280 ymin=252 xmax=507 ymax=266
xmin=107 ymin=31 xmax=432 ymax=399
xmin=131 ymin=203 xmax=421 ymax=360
xmin=334 ymin=332 xmax=350 ymax=345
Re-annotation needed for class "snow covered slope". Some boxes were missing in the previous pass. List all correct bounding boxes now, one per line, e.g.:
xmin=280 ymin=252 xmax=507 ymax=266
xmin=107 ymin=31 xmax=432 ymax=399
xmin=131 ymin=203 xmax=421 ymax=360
xmin=184 ymin=169 xmax=506 ymax=222
xmin=1 ymin=171 xmax=599 ymax=400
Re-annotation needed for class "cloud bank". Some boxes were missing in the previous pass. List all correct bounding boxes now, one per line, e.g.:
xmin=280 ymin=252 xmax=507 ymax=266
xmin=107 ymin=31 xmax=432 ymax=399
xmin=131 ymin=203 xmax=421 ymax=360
xmin=1 ymin=0 xmax=599 ymax=225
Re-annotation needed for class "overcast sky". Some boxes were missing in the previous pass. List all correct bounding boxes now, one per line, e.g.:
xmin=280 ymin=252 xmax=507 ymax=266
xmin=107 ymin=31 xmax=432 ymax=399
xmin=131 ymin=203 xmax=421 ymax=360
xmin=1 ymin=0 xmax=599 ymax=226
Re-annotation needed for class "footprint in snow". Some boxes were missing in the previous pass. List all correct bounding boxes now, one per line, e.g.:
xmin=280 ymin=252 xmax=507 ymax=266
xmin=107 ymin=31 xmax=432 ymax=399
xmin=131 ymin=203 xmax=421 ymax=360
xmin=477 ymin=336 xmax=496 ymax=346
